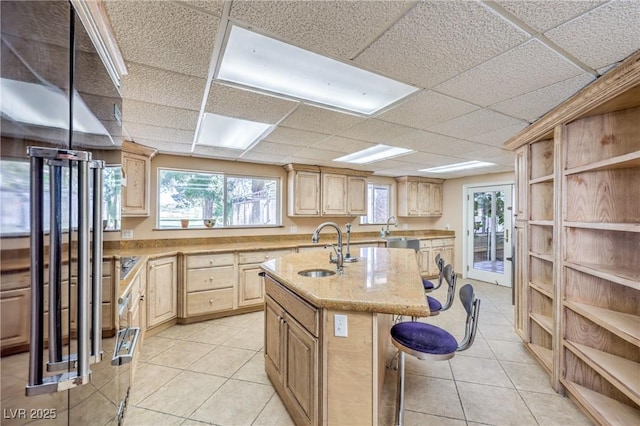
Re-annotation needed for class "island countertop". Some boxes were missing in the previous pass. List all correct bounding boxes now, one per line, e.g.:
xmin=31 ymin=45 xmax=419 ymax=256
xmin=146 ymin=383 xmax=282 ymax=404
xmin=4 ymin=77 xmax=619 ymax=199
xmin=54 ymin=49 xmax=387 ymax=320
xmin=260 ymin=247 xmax=430 ymax=317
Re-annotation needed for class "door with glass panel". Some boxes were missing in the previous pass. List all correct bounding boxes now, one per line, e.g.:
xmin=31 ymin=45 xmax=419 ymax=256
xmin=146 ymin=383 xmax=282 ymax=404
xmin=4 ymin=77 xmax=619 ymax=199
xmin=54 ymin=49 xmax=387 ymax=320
xmin=466 ymin=185 xmax=513 ymax=286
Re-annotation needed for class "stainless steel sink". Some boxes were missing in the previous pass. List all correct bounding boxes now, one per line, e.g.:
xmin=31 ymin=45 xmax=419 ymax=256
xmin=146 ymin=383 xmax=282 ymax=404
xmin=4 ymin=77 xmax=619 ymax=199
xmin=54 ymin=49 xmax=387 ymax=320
xmin=385 ymin=237 xmax=420 ymax=251
xmin=298 ymin=269 xmax=337 ymax=278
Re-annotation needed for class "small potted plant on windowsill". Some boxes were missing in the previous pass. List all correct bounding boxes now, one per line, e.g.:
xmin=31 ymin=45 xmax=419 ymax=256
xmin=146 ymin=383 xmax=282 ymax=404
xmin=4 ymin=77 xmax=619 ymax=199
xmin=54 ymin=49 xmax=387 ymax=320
xmin=203 ymin=218 xmax=216 ymax=228
xmin=180 ymin=218 xmax=189 ymax=228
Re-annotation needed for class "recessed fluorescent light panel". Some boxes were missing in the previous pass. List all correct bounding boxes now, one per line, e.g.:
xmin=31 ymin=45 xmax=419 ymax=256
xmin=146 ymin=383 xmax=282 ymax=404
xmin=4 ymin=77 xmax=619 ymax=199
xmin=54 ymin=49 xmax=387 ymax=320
xmin=419 ymin=161 xmax=495 ymax=173
xmin=216 ymin=26 xmax=419 ymax=115
xmin=334 ymin=144 xmax=414 ymax=164
xmin=197 ymin=112 xmax=273 ymax=150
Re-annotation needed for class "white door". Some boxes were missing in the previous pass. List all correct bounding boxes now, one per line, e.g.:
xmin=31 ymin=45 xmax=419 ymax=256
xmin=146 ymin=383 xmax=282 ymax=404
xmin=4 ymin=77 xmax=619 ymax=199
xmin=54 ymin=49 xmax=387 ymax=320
xmin=466 ymin=184 xmax=513 ymax=286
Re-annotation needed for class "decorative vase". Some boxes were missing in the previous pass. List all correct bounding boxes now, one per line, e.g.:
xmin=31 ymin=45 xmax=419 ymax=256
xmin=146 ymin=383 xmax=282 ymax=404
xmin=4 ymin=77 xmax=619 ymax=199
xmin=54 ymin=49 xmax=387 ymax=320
xmin=180 ymin=218 xmax=189 ymax=228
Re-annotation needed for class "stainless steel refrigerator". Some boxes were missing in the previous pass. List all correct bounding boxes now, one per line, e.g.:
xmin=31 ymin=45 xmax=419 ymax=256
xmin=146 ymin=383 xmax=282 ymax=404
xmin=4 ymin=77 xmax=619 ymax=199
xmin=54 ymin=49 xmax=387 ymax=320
xmin=1 ymin=1 xmax=130 ymax=424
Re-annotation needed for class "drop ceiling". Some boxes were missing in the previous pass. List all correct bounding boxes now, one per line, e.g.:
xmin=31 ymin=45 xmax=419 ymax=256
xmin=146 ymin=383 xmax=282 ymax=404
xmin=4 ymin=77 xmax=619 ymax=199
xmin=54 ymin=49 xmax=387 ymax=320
xmin=104 ymin=0 xmax=640 ymax=178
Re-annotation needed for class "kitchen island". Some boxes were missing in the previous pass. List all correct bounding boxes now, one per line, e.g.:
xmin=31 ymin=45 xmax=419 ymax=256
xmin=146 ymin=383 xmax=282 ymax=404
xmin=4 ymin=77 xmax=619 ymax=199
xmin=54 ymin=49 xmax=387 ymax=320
xmin=260 ymin=247 xmax=429 ymax=426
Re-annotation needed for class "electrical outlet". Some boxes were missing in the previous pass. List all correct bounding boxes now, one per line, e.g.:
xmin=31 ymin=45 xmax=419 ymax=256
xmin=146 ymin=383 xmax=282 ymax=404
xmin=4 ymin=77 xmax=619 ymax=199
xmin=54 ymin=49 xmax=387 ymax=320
xmin=334 ymin=314 xmax=348 ymax=337
xmin=121 ymin=229 xmax=133 ymax=239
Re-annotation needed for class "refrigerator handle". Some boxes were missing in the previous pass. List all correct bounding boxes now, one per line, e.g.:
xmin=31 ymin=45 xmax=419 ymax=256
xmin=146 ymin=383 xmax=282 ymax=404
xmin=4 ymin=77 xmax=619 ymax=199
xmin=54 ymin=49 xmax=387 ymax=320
xmin=91 ymin=161 xmax=105 ymax=361
xmin=76 ymin=159 xmax=91 ymax=381
xmin=48 ymin=164 xmax=63 ymax=366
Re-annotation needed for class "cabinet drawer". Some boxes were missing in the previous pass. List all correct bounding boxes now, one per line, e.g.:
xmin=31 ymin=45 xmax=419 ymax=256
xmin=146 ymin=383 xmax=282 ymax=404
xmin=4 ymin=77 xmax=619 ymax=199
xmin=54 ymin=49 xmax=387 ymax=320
xmin=187 ymin=288 xmax=234 ymax=316
xmin=238 ymin=249 xmax=292 ymax=264
xmin=419 ymin=240 xmax=432 ymax=249
xmin=186 ymin=266 xmax=235 ymax=292
xmin=265 ymin=276 xmax=318 ymax=337
xmin=187 ymin=253 xmax=234 ymax=269
xmin=71 ymin=261 xmax=113 ymax=277
xmin=431 ymin=238 xmax=454 ymax=247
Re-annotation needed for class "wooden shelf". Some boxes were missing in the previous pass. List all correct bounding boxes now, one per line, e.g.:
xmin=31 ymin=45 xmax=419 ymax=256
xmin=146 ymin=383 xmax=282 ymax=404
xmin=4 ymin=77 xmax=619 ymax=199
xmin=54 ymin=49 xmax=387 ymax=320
xmin=562 ymin=380 xmax=640 ymax=426
xmin=530 ymin=281 xmax=553 ymax=299
xmin=530 ymin=312 xmax=553 ymax=334
xmin=565 ymin=262 xmax=640 ymax=291
xmin=564 ymin=301 xmax=640 ymax=346
xmin=528 ymin=343 xmax=552 ymax=373
xmin=529 ymin=220 xmax=553 ymax=227
xmin=564 ymin=150 xmax=640 ymax=176
xmin=529 ymin=174 xmax=554 ymax=184
xmin=529 ymin=251 xmax=554 ymax=263
xmin=565 ymin=341 xmax=640 ymax=405
xmin=564 ymin=221 xmax=640 ymax=233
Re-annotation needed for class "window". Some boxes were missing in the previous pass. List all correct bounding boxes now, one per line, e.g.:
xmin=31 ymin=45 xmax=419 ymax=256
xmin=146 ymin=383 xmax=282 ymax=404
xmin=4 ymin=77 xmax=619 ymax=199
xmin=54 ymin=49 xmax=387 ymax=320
xmin=158 ymin=168 xmax=280 ymax=229
xmin=360 ymin=184 xmax=390 ymax=225
xmin=0 ymin=159 xmax=121 ymax=235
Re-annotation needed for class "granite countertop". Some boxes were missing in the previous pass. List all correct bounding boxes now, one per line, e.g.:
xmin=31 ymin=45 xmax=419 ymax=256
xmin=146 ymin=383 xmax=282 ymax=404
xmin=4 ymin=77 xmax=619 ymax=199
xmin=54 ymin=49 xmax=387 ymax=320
xmin=260 ymin=247 xmax=430 ymax=317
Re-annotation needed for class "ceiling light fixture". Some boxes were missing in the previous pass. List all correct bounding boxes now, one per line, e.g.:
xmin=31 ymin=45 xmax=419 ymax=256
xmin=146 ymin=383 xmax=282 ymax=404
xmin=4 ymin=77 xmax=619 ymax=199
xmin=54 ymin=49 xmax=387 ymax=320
xmin=419 ymin=161 xmax=495 ymax=173
xmin=334 ymin=144 xmax=414 ymax=164
xmin=196 ymin=112 xmax=273 ymax=150
xmin=216 ymin=25 xmax=419 ymax=115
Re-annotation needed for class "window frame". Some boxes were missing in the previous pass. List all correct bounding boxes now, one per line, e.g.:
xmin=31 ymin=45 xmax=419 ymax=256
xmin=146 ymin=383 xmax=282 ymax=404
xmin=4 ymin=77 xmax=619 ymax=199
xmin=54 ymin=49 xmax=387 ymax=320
xmin=156 ymin=167 xmax=282 ymax=229
xmin=360 ymin=183 xmax=392 ymax=225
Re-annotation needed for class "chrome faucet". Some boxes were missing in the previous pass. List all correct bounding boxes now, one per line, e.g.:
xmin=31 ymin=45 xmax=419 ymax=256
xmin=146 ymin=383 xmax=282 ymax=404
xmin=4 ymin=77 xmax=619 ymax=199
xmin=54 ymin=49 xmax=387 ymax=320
xmin=385 ymin=216 xmax=398 ymax=236
xmin=312 ymin=222 xmax=344 ymax=273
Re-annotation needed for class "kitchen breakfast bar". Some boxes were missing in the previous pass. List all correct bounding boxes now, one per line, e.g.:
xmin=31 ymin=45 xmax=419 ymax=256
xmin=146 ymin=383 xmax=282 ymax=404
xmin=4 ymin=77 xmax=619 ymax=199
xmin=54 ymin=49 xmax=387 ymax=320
xmin=260 ymin=247 xmax=429 ymax=426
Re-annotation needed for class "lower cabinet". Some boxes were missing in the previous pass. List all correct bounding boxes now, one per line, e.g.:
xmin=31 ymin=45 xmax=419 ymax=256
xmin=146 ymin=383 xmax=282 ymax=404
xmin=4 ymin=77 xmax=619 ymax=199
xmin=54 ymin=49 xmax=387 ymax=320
xmin=184 ymin=253 xmax=235 ymax=317
xmin=418 ymin=238 xmax=455 ymax=276
xmin=128 ymin=263 xmax=147 ymax=383
xmin=264 ymin=276 xmax=319 ymax=426
xmin=238 ymin=249 xmax=293 ymax=308
xmin=147 ymin=256 xmax=177 ymax=329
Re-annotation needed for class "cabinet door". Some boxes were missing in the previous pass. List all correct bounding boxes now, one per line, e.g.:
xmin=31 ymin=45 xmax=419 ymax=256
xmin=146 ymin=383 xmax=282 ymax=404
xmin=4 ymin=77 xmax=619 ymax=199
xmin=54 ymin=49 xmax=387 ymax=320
xmin=407 ymin=181 xmax=420 ymax=215
xmin=514 ymin=224 xmax=527 ymax=339
xmin=293 ymin=171 xmax=320 ymax=215
xmin=284 ymin=313 xmax=318 ymax=425
xmin=147 ymin=257 xmax=177 ymax=329
xmin=238 ymin=264 xmax=264 ymax=307
xmin=514 ymin=146 xmax=527 ymax=220
xmin=347 ymin=176 xmax=367 ymax=216
xmin=1 ymin=288 xmax=30 ymax=350
xmin=264 ymin=296 xmax=284 ymax=384
xmin=418 ymin=182 xmax=431 ymax=215
xmin=419 ymin=249 xmax=431 ymax=275
xmin=122 ymin=152 xmax=150 ymax=216
xmin=431 ymin=183 xmax=443 ymax=216
xmin=322 ymin=173 xmax=347 ymax=215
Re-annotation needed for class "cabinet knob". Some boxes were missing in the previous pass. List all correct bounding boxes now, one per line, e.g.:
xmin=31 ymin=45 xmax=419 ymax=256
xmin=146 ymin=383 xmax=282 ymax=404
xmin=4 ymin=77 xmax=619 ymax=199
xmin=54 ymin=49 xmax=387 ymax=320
xmin=210 ymin=276 xmax=213 ymax=281
xmin=265 ymin=256 xmax=270 ymax=260
xmin=209 ymin=299 xmax=214 ymax=304
xmin=210 ymin=260 xmax=213 ymax=265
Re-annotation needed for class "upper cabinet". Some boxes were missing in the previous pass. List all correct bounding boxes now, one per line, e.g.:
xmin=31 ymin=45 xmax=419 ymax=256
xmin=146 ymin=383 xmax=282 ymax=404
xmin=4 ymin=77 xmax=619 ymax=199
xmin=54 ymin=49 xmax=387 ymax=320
xmin=285 ymin=164 xmax=371 ymax=217
xmin=395 ymin=176 xmax=444 ymax=217
xmin=121 ymin=140 xmax=157 ymax=217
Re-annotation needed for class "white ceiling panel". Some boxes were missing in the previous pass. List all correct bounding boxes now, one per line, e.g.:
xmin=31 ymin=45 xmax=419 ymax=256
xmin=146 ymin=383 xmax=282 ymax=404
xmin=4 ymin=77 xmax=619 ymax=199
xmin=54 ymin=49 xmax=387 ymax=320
xmin=435 ymin=40 xmax=583 ymax=106
xmin=124 ymin=122 xmax=194 ymax=145
xmin=469 ymin=122 xmax=529 ymax=147
xmin=262 ymin=126 xmax=330 ymax=147
xmin=250 ymin=141 xmax=304 ymax=156
xmin=490 ymin=73 xmax=595 ymax=121
xmin=545 ymin=1 xmax=640 ymax=70
xmin=205 ymin=83 xmax=298 ymax=124
xmin=311 ymin=136 xmax=375 ymax=154
xmin=121 ymin=62 xmax=206 ymax=111
xmin=229 ymin=1 xmax=413 ymax=60
xmin=354 ymin=1 xmax=528 ymax=88
xmin=426 ymin=109 xmax=526 ymax=140
xmin=497 ymin=1 xmax=605 ymax=32
xmin=280 ymin=105 xmax=364 ymax=135
xmin=377 ymin=91 xmax=478 ymax=130
xmin=337 ymin=119 xmax=415 ymax=143
xmin=122 ymin=99 xmax=199 ymax=131
xmin=134 ymin=138 xmax=192 ymax=155
xmin=240 ymin=152 xmax=290 ymax=165
xmin=192 ymin=145 xmax=243 ymax=160
xmin=290 ymin=146 xmax=345 ymax=162
xmin=397 ymin=151 xmax=467 ymax=167
xmin=457 ymin=146 xmax=515 ymax=166
xmin=177 ymin=0 xmax=225 ymax=17
xmin=104 ymin=1 xmax=218 ymax=78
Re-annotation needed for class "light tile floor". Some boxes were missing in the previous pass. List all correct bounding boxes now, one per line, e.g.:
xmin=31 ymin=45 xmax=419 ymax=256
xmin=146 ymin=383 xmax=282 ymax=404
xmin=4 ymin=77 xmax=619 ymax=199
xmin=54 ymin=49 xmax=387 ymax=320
xmin=126 ymin=280 xmax=592 ymax=425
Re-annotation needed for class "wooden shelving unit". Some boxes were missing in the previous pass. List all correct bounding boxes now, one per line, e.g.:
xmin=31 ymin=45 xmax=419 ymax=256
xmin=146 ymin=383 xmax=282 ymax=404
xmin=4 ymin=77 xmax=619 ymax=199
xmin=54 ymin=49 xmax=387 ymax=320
xmin=506 ymin=50 xmax=640 ymax=422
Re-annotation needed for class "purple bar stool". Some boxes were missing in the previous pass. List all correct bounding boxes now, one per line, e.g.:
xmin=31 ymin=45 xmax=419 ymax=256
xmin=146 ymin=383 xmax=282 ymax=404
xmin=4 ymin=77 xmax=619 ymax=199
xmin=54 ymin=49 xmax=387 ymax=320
xmin=422 ymin=253 xmax=444 ymax=293
xmin=426 ymin=264 xmax=457 ymax=316
xmin=391 ymin=284 xmax=481 ymax=426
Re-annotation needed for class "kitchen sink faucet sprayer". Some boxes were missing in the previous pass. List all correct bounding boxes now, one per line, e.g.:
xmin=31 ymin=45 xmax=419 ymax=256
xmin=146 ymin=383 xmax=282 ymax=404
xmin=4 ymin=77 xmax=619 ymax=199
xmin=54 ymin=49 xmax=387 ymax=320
xmin=386 ymin=216 xmax=398 ymax=236
xmin=311 ymin=222 xmax=344 ymax=273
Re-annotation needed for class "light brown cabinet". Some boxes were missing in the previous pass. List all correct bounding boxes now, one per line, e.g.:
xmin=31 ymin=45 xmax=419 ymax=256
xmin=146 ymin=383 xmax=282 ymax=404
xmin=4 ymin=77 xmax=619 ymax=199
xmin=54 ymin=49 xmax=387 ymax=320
xmin=147 ymin=256 xmax=177 ymax=329
xmin=238 ymin=249 xmax=293 ymax=308
xmin=127 ymin=262 xmax=146 ymax=383
xmin=347 ymin=176 xmax=367 ymax=216
xmin=183 ymin=253 xmax=235 ymax=318
xmin=322 ymin=173 xmax=348 ymax=215
xmin=417 ymin=238 xmax=454 ymax=277
xmin=396 ymin=176 xmax=444 ymax=217
xmin=505 ymin=51 xmax=640 ymax=424
xmin=287 ymin=165 xmax=321 ymax=216
xmin=121 ymin=140 xmax=157 ymax=217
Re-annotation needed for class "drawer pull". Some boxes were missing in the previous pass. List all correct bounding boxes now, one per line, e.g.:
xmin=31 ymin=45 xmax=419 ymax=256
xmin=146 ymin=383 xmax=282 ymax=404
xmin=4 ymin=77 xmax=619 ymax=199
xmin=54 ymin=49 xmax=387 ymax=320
xmin=209 ymin=299 xmax=214 ymax=304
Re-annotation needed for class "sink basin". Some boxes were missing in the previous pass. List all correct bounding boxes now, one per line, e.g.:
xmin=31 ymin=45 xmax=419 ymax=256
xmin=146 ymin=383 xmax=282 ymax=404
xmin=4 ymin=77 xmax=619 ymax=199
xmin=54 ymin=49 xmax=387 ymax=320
xmin=385 ymin=237 xmax=420 ymax=251
xmin=298 ymin=269 xmax=337 ymax=278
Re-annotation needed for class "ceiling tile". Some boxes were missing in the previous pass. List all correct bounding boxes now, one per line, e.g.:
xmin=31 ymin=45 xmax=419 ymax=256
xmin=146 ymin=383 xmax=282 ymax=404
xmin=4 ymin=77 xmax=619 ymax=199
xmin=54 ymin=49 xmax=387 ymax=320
xmin=176 ymin=0 xmax=225 ymax=17
xmin=122 ymin=62 xmax=206 ymax=110
xmin=105 ymin=1 xmax=218 ymax=78
xmin=469 ymin=123 xmax=529 ymax=147
xmin=426 ymin=109 xmax=525 ymax=140
xmin=133 ymin=138 xmax=192 ymax=155
xmin=397 ymin=152 xmax=466 ymax=167
xmin=456 ymin=146 xmax=515 ymax=166
xmin=545 ymin=1 xmax=640 ymax=70
xmin=311 ymin=136 xmax=375 ymax=154
xmin=490 ymin=73 xmax=595 ymax=121
xmin=122 ymin=99 xmax=199 ymax=130
xmin=435 ymin=40 xmax=583 ymax=106
xmin=280 ymin=105 xmax=364 ymax=134
xmin=377 ymin=91 xmax=478 ymax=130
xmin=284 ymin=157 xmax=335 ymax=168
xmin=205 ymin=83 xmax=298 ymax=124
xmin=354 ymin=1 xmax=528 ymax=88
xmin=263 ymin=126 xmax=330 ymax=147
xmin=240 ymin=152 xmax=289 ymax=165
xmin=229 ymin=1 xmax=413 ymax=59
xmin=336 ymin=119 xmax=416 ymax=144
xmin=192 ymin=145 xmax=243 ymax=160
xmin=124 ymin=122 xmax=194 ymax=145
xmin=289 ymin=146 xmax=344 ymax=162
xmin=497 ymin=1 xmax=605 ymax=32
xmin=250 ymin=141 xmax=302 ymax=156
